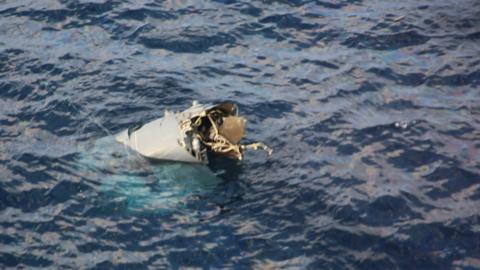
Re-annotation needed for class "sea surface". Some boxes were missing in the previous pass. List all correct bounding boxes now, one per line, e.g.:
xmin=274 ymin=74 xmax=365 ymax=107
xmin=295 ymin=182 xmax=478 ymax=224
xmin=1 ymin=0 xmax=480 ymax=269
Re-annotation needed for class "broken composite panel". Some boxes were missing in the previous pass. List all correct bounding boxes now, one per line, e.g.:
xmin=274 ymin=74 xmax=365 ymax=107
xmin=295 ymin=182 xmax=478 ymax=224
xmin=115 ymin=101 xmax=272 ymax=164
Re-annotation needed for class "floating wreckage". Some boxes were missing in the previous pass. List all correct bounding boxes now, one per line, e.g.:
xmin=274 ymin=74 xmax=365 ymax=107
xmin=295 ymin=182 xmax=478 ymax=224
xmin=116 ymin=101 xmax=272 ymax=164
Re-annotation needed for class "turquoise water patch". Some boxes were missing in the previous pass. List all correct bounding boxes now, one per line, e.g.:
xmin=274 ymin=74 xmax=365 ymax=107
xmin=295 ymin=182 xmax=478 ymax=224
xmin=76 ymin=136 xmax=221 ymax=215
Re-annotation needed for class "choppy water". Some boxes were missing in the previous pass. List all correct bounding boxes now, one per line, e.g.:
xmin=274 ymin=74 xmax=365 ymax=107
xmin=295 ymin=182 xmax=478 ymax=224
xmin=1 ymin=0 xmax=480 ymax=269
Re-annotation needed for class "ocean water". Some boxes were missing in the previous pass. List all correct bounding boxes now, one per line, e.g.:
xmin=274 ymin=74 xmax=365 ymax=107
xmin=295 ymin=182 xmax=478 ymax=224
xmin=1 ymin=0 xmax=480 ymax=269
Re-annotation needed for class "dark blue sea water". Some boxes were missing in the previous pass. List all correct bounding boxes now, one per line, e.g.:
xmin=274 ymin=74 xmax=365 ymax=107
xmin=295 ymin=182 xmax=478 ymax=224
xmin=1 ymin=0 xmax=480 ymax=269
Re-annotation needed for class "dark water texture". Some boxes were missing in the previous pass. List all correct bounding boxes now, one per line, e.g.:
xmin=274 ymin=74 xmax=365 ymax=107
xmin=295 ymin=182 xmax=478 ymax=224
xmin=1 ymin=0 xmax=480 ymax=269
